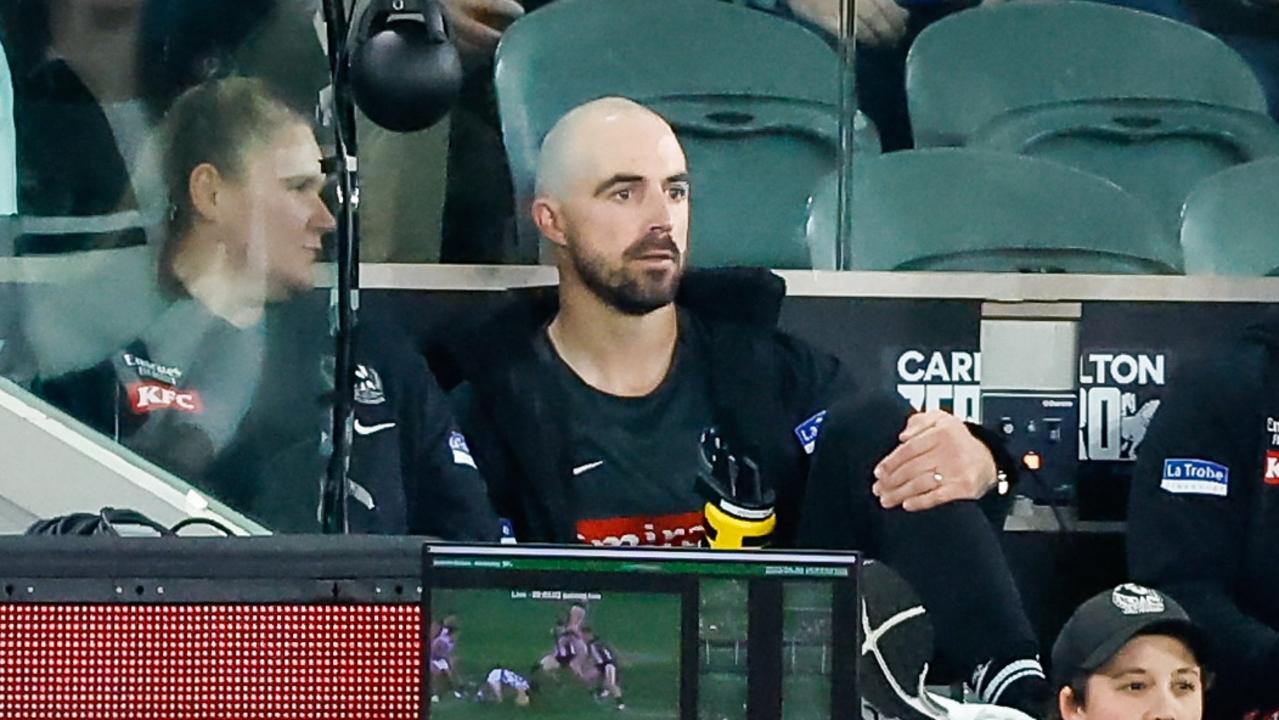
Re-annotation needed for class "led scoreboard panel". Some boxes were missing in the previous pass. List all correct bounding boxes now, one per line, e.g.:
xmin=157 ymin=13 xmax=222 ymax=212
xmin=0 ymin=536 xmax=425 ymax=720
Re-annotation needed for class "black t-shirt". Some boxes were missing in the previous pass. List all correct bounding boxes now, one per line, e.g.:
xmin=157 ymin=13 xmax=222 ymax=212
xmin=534 ymin=314 xmax=715 ymax=547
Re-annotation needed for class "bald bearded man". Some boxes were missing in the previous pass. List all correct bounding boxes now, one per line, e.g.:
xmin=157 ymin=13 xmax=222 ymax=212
xmin=436 ymin=97 xmax=1047 ymax=713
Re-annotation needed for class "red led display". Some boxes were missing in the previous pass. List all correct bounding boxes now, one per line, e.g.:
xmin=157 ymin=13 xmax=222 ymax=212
xmin=0 ymin=604 xmax=420 ymax=719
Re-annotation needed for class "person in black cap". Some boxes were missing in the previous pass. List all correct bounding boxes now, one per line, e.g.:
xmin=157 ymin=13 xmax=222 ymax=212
xmin=1049 ymin=583 xmax=1209 ymax=720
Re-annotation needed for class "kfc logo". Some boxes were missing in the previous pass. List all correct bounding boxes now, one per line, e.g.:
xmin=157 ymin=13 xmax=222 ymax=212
xmin=128 ymin=382 xmax=204 ymax=414
xmin=1265 ymin=451 xmax=1279 ymax=486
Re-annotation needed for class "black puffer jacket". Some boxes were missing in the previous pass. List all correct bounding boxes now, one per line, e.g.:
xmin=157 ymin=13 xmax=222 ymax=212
xmin=1129 ymin=310 xmax=1279 ymax=718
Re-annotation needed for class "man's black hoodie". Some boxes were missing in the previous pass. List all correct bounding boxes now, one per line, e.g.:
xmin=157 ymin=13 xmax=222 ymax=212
xmin=432 ymin=268 xmax=1044 ymax=704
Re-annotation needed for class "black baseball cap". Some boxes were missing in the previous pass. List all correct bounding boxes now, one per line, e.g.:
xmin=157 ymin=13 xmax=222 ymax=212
xmin=1051 ymin=583 xmax=1208 ymax=688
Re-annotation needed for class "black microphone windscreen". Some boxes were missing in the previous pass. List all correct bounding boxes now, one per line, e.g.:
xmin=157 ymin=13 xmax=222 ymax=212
xmin=348 ymin=3 xmax=462 ymax=133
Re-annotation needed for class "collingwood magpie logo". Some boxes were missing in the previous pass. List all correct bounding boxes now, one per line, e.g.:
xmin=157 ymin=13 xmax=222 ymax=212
xmin=354 ymin=364 xmax=386 ymax=405
xmin=1111 ymin=583 xmax=1165 ymax=615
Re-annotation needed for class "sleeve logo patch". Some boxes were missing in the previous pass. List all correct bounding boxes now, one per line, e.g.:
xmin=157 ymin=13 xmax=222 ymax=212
xmin=499 ymin=518 xmax=517 ymax=544
xmin=1161 ymin=458 xmax=1229 ymax=497
xmin=793 ymin=410 xmax=828 ymax=455
xmin=448 ymin=430 xmax=476 ymax=468
xmin=1264 ymin=451 xmax=1279 ymax=486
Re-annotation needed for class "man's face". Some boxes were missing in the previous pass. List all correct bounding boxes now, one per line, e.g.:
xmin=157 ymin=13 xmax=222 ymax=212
xmin=220 ymin=123 xmax=335 ymax=300
xmin=549 ymin=115 xmax=690 ymax=315
xmin=1062 ymin=634 xmax=1203 ymax=720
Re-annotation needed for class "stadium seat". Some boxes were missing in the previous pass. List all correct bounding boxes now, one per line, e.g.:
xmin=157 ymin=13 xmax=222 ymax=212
xmin=494 ymin=0 xmax=869 ymax=268
xmin=906 ymin=1 xmax=1269 ymax=147
xmin=972 ymin=99 xmax=1279 ymax=234
xmin=1180 ymin=157 xmax=1279 ymax=276
xmin=807 ymin=149 xmax=1181 ymax=274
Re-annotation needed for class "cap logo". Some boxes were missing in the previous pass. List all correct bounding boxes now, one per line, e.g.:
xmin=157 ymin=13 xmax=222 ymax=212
xmin=1111 ymin=583 xmax=1165 ymax=615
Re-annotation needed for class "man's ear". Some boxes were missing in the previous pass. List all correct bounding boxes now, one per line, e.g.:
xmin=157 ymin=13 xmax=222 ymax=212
xmin=532 ymin=197 xmax=568 ymax=248
xmin=188 ymin=163 xmax=224 ymax=224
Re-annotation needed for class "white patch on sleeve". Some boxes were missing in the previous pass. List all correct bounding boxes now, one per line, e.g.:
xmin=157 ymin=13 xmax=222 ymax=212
xmin=1160 ymin=458 xmax=1228 ymax=497
xmin=793 ymin=410 xmax=828 ymax=455
xmin=448 ymin=430 xmax=477 ymax=468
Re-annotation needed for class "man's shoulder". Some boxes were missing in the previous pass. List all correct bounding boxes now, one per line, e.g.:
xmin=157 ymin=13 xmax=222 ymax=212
xmin=427 ymin=288 xmax=558 ymax=390
xmin=689 ymin=311 xmax=837 ymax=375
xmin=1140 ymin=330 xmax=1272 ymax=456
xmin=1169 ymin=333 xmax=1270 ymax=406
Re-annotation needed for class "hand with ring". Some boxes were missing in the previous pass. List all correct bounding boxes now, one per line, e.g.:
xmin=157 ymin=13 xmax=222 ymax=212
xmin=871 ymin=410 xmax=999 ymax=512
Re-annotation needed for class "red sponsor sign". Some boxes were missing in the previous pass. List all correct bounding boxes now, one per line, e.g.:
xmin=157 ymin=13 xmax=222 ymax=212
xmin=576 ymin=510 xmax=706 ymax=548
xmin=127 ymin=382 xmax=204 ymax=414
xmin=1266 ymin=451 xmax=1279 ymax=486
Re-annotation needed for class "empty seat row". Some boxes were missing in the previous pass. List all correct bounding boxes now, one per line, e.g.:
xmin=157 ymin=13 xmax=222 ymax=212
xmin=807 ymin=149 xmax=1279 ymax=275
xmin=492 ymin=0 xmax=1277 ymax=273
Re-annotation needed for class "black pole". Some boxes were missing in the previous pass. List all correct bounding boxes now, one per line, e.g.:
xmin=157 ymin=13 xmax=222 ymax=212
xmin=320 ymin=0 xmax=359 ymax=534
xmin=836 ymin=0 xmax=856 ymax=271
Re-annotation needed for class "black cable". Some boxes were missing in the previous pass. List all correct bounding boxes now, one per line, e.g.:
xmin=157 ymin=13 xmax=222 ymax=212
xmin=27 ymin=509 xmax=244 ymax=537
xmin=169 ymin=517 xmax=237 ymax=536
xmin=319 ymin=0 xmax=359 ymax=535
xmin=99 ymin=507 xmax=174 ymax=536
xmin=1024 ymin=468 xmax=1074 ymax=534
xmin=26 ymin=507 xmax=173 ymax=536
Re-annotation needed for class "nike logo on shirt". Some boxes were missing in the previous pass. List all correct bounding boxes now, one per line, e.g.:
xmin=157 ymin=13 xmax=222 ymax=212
xmin=572 ymin=460 xmax=605 ymax=476
xmin=354 ymin=420 xmax=396 ymax=436
xmin=348 ymin=480 xmax=376 ymax=510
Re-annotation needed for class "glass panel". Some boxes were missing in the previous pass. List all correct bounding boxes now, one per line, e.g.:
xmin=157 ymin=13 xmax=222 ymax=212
xmin=0 ymin=1 xmax=337 ymax=533
xmin=6 ymin=0 xmax=1278 ymax=541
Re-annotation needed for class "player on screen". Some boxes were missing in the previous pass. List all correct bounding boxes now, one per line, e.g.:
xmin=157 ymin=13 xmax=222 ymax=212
xmin=582 ymin=626 xmax=625 ymax=710
xmin=478 ymin=666 xmax=533 ymax=707
xmin=429 ymin=615 xmax=463 ymax=702
xmin=538 ymin=602 xmax=589 ymax=675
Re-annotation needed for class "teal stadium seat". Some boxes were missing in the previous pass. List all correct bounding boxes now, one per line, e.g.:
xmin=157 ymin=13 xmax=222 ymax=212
xmin=808 ymin=149 xmax=1181 ymax=274
xmin=494 ymin=0 xmax=875 ymax=268
xmin=971 ymin=99 xmax=1279 ymax=235
xmin=906 ymin=1 xmax=1269 ymax=147
xmin=1180 ymin=158 xmax=1279 ymax=276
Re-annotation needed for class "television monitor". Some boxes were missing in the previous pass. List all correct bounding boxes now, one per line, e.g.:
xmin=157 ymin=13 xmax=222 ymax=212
xmin=423 ymin=544 xmax=861 ymax=720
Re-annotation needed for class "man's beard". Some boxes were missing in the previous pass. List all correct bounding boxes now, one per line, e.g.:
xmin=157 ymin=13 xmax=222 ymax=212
xmin=568 ymin=231 xmax=683 ymax=316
